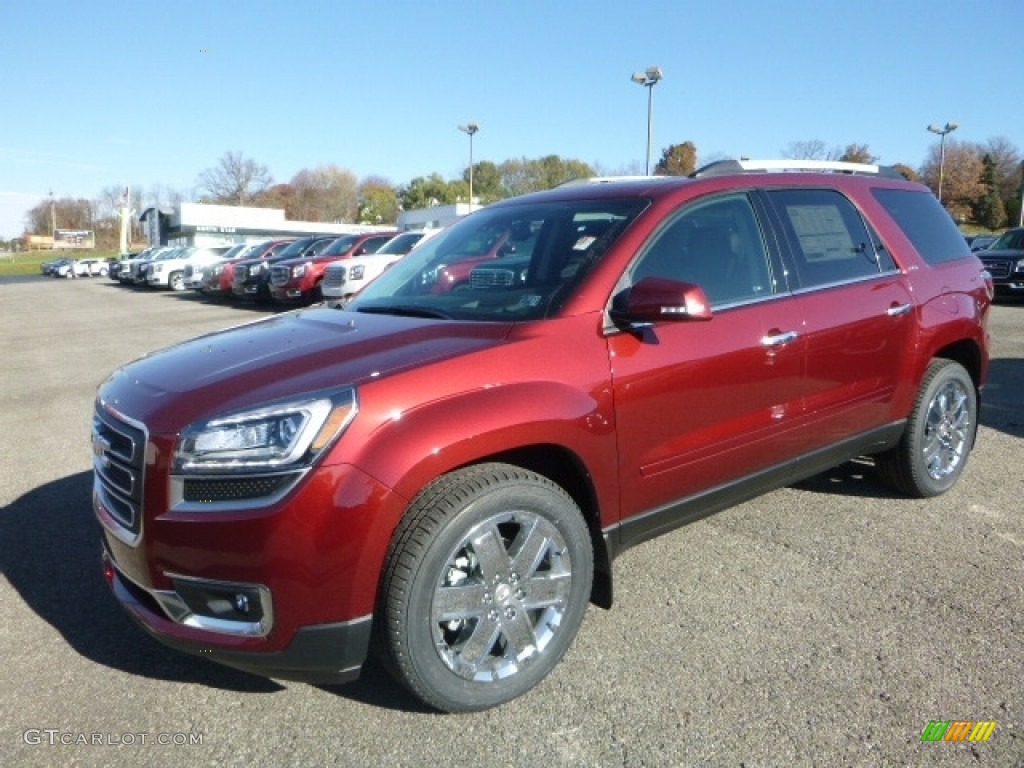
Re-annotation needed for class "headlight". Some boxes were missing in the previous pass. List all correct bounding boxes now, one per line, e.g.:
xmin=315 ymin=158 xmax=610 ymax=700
xmin=1015 ymin=258 xmax=1024 ymax=273
xmin=250 ymin=263 xmax=264 ymax=276
xmin=421 ymin=263 xmax=446 ymax=286
xmin=174 ymin=387 xmax=357 ymax=473
xmin=350 ymin=265 xmax=365 ymax=280
xmin=293 ymin=263 xmax=308 ymax=278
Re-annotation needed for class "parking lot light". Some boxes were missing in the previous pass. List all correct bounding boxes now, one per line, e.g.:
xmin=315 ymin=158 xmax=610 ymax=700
xmin=631 ymin=67 xmax=663 ymax=176
xmin=458 ymin=123 xmax=479 ymax=207
xmin=927 ymin=121 xmax=958 ymax=202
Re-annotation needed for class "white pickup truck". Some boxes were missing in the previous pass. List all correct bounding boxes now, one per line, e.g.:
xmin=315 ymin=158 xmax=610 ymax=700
xmin=320 ymin=229 xmax=439 ymax=307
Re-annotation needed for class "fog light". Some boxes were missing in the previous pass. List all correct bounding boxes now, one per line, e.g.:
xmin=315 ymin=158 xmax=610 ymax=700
xmin=170 ymin=576 xmax=267 ymax=624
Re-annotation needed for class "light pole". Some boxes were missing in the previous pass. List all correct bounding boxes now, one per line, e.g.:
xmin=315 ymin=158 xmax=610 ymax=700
xmin=458 ymin=122 xmax=479 ymax=208
xmin=631 ymin=66 xmax=663 ymax=175
xmin=927 ymin=121 xmax=958 ymax=202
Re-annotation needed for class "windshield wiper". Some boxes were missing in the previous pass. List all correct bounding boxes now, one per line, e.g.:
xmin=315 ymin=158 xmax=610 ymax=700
xmin=354 ymin=304 xmax=454 ymax=320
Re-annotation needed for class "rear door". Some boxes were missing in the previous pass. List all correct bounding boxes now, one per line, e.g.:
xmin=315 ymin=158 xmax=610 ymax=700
xmin=760 ymin=187 xmax=916 ymax=452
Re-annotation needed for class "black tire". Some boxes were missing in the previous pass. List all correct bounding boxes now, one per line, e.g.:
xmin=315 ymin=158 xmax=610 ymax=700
xmin=376 ymin=463 xmax=593 ymax=713
xmin=876 ymin=359 xmax=977 ymax=497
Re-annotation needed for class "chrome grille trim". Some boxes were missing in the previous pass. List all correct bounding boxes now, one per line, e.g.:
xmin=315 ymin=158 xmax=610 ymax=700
xmin=92 ymin=405 xmax=148 ymax=547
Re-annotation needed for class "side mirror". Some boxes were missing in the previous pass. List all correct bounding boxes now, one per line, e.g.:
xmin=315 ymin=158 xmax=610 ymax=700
xmin=609 ymin=277 xmax=713 ymax=326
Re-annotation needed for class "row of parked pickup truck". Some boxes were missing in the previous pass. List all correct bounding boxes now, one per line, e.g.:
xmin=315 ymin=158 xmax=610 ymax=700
xmin=110 ymin=228 xmax=441 ymax=306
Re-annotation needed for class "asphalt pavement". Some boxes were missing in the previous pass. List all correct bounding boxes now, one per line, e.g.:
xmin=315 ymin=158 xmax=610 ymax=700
xmin=1 ymin=276 xmax=1021 ymax=767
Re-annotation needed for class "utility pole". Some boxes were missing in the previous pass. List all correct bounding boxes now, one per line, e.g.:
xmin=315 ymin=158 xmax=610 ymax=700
xmin=119 ymin=185 xmax=131 ymax=255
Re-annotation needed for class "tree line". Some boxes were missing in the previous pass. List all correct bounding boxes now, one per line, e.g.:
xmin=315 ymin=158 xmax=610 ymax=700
xmin=20 ymin=136 xmax=1023 ymax=250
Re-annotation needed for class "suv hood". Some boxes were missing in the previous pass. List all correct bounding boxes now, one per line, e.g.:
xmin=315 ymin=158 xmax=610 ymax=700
xmin=99 ymin=307 xmax=512 ymax=432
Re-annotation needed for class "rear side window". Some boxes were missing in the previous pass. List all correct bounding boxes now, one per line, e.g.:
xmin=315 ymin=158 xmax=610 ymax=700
xmin=766 ymin=189 xmax=889 ymax=289
xmin=871 ymin=188 xmax=972 ymax=264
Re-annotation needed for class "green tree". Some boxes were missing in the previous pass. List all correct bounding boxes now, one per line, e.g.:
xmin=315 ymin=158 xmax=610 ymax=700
xmin=399 ymin=174 xmax=459 ymax=210
xmin=654 ymin=142 xmax=697 ymax=176
xmin=464 ymin=160 xmax=505 ymax=203
xmin=499 ymin=155 xmax=594 ymax=196
xmin=357 ymin=177 xmax=399 ymax=224
xmin=972 ymin=154 xmax=1006 ymax=230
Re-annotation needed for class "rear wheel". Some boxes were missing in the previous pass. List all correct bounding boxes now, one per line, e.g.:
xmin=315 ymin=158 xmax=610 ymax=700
xmin=376 ymin=463 xmax=593 ymax=712
xmin=876 ymin=359 xmax=976 ymax=497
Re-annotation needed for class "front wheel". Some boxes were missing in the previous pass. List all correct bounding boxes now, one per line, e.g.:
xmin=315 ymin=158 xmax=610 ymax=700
xmin=876 ymin=359 xmax=977 ymax=497
xmin=376 ymin=463 xmax=593 ymax=713
xmin=169 ymin=271 xmax=185 ymax=291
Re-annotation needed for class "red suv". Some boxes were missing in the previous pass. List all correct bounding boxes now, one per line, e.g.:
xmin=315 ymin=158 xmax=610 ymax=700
xmin=269 ymin=231 xmax=396 ymax=305
xmin=92 ymin=161 xmax=990 ymax=713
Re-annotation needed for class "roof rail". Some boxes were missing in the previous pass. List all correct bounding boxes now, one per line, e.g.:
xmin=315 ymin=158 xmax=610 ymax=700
xmin=690 ymin=159 xmax=905 ymax=179
xmin=557 ymin=175 xmax=670 ymax=187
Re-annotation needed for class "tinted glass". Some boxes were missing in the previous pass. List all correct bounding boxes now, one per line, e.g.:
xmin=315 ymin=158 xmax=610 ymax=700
xmin=767 ymin=188 xmax=885 ymax=288
xmin=871 ymin=188 xmax=973 ymax=264
xmin=988 ymin=228 xmax=1024 ymax=251
xmin=631 ymin=193 xmax=775 ymax=305
xmin=350 ymin=198 xmax=647 ymax=321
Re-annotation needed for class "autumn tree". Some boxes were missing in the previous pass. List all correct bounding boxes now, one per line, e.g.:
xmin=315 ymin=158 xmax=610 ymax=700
xmin=23 ymin=196 xmax=93 ymax=235
xmin=196 ymin=151 xmax=273 ymax=206
xmin=782 ymin=140 xmax=840 ymax=160
xmin=654 ymin=142 xmax=697 ymax=176
xmin=919 ymin=139 xmax=984 ymax=221
xmin=890 ymin=163 xmax=920 ymax=182
xmin=288 ymin=164 xmax=358 ymax=222
xmin=838 ymin=144 xmax=877 ymax=164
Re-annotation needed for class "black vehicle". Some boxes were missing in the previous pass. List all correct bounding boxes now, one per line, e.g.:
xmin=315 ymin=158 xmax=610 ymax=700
xmin=976 ymin=227 xmax=1024 ymax=297
xmin=232 ymin=235 xmax=336 ymax=303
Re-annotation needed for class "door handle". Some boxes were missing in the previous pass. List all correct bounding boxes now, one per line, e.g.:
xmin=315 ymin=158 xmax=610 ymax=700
xmin=761 ymin=330 xmax=798 ymax=347
xmin=886 ymin=303 xmax=912 ymax=317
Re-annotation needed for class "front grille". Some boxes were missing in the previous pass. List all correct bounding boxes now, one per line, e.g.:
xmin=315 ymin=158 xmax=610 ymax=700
xmin=323 ymin=266 xmax=346 ymax=289
xmin=184 ymin=264 xmax=194 ymax=278
xmin=981 ymin=260 xmax=1011 ymax=279
xmin=93 ymin=407 xmax=147 ymax=538
xmin=471 ymin=268 xmax=516 ymax=289
xmin=236 ymin=265 xmax=249 ymax=280
xmin=270 ymin=265 xmax=289 ymax=286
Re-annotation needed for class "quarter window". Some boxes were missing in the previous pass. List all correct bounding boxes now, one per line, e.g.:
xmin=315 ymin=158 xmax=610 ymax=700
xmin=766 ymin=189 xmax=887 ymax=289
xmin=631 ymin=193 xmax=775 ymax=306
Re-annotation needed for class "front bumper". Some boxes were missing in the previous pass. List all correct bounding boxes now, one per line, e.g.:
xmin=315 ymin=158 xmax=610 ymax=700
xmin=105 ymin=552 xmax=371 ymax=683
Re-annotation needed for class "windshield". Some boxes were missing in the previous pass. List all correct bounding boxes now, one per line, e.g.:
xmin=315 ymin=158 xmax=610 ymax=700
xmin=377 ymin=232 xmax=424 ymax=255
xmin=321 ymin=234 xmax=360 ymax=256
xmin=273 ymin=237 xmax=317 ymax=260
xmin=990 ymin=229 xmax=1024 ymax=250
xmin=348 ymin=197 xmax=647 ymax=321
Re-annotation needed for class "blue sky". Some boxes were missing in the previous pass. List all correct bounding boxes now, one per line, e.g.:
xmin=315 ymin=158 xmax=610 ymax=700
xmin=2 ymin=0 xmax=1021 ymax=240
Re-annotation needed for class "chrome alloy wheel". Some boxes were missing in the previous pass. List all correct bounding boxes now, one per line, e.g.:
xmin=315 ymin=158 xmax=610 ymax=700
xmin=922 ymin=378 xmax=971 ymax=480
xmin=431 ymin=511 xmax=572 ymax=682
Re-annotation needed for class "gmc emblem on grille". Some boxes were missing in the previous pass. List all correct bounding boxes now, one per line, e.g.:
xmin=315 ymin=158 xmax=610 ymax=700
xmin=92 ymin=432 xmax=112 ymax=461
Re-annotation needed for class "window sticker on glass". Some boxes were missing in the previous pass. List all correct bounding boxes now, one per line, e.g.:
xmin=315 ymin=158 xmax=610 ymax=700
xmin=786 ymin=205 xmax=856 ymax=262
